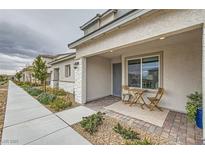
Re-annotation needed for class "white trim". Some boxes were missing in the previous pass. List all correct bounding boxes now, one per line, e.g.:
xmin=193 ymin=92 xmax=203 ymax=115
xmin=126 ymin=54 xmax=161 ymax=90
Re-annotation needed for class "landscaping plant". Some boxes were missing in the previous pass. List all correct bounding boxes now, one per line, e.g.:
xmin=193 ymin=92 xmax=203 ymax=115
xmin=113 ymin=123 xmax=140 ymax=140
xmin=50 ymin=98 xmax=71 ymax=112
xmin=32 ymin=56 xmax=48 ymax=92
xmin=24 ymin=87 xmax=43 ymax=96
xmin=15 ymin=72 xmax=22 ymax=82
xmin=80 ymin=112 xmax=104 ymax=134
xmin=126 ymin=138 xmax=152 ymax=145
xmin=53 ymin=88 xmax=67 ymax=96
xmin=37 ymin=92 xmax=56 ymax=105
xmin=186 ymin=91 xmax=202 ymax=122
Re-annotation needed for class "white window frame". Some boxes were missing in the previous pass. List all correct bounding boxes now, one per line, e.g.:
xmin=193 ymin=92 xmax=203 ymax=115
xmin=127 ymin=54 xmax=161 ymax=90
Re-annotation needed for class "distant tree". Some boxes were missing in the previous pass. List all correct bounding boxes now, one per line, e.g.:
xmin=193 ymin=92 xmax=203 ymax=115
xmin=15 ymin=72 xmax=22 ymax=82
xmin=32 ymin=56 xmax=47 ymax=92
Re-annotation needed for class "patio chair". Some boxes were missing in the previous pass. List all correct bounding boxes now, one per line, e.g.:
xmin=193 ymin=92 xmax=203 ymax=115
xmin=147 ymin=88 xmax=164 ymax=111
xmin=122 ymin=85 xmax=132 ymax=103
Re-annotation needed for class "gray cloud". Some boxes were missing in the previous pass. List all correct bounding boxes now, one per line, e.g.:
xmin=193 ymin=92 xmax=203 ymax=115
xmin=0 ymin=22 xmax=57 ymax=58
xmin=0 ymin=10 xmax=105 ymax=74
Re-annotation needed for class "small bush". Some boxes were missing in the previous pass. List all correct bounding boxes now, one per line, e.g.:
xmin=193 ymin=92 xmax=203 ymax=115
xmin=186 ymin=91 xmax=202 ymax=122
xmin=24 ymin=87 xmax=43 ymax=96
xmin=113 ymin=123 xmax=140 ymax=140
xmin=44 ymin=87 xmax=67 ymax=96
xmin=37 ymin=92 xmax=56 ymax=105
xmin=50 ymin=98 xmax=71 ymax=112
xmin=80 ymin=112 xmax=104 ymax=134
xmin=53 ymin=88 xmax=67 ymax=96
xmin=17 ymin=82 xmax=32 ymax=88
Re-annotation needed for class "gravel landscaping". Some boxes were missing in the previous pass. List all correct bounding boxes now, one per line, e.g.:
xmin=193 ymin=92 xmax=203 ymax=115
xmin=72 ymin=115 xmax=168 ymax=145
xmin=0 ymin=82 xmax=8 ymax=143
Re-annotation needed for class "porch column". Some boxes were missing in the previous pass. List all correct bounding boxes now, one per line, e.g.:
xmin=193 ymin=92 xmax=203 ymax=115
xmin=74 ymin=57 xmax=86 ymax=104
xmin=202 ymin=24 xmax=205 ymax=144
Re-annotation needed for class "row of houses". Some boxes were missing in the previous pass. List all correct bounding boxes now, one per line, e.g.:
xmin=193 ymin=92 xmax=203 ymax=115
xmin=19 ymin=52 xmax=76 ymax=94
xmin=19 ymin=9 xmax=204 ymax=115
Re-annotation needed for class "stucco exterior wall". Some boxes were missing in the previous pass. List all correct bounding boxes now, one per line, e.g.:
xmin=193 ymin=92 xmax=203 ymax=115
xmin=121 ymin=39 xmax=202 ymax=113
xmin=86 ymin=56 xmax=111 ymax=101
xmin=50 ymin=58 xmax=75 ymax=93
xmin=84 ymin=20 xmax=100 ymax=35
xmin=76 ymin=10 xmax=205 ymax=58
xmin=100 ymin=13 xmax=114 ymax=27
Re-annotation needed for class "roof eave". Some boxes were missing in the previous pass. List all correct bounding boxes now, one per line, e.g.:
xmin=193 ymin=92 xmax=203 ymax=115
xmin=68 ymin=9 xmax=154 ymax=49
xmin=48 ymin=54 xmax=76 ymax=65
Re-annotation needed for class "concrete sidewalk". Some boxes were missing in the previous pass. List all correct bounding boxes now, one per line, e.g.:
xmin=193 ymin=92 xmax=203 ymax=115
xmin=1 ymin=81 xmax=92 ymax=145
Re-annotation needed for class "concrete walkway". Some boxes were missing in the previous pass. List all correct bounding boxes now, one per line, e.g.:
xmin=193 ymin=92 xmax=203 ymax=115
xmin=1 ymin=81 xmax=92 ymax=145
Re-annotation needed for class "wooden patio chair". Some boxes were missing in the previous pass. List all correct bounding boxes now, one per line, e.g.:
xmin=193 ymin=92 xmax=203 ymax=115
xmin=122 ymin=85 xmax=132 ymax=103
xmin=147 ymin=88 xmax=164 ymax=111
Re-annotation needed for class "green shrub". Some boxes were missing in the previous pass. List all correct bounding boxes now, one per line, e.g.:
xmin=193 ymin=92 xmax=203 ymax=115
xmin=53 ymin=88 xmax=67 ymax=96
xmin=44 ymin=87 xmax=67 ymax=96
xmin=50 ymin=98 xmax=71 ymax=112
xmin=186 ymin=91 xmax=202 ymax=122
xmin=37 ymin=92 xmax=56 ymax=105
xmin=17 ymin=82 xmax=32 ymax=88
xmin=24 ymin=87 xmax=43 ymax=96
xmin=113 ymin=123 xmax=140 ymax=140
xmin=80 ymin=112 xmax=104 ymax=134
xmin=126 ymin=138 xmax=152 ymax=145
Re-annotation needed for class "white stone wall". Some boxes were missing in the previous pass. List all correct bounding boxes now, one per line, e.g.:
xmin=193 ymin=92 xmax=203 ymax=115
xmin=74 ymin=58 xmax=86 ymax=104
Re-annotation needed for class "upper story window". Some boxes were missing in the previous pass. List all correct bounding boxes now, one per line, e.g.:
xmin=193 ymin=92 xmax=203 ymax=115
xmin=128 ymin=55 xmax=160 ymax=89
xmin=65 ymin=64 xmax=71 ymax=78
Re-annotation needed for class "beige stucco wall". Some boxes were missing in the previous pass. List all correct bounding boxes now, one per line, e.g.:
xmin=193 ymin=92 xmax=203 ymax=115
xmin=100 ymin=13 xmax=114 ymax=27
xmin=121 ymin=38 xmax=202 ymax=113
xmin=50 ymin=59 xmax=75 ymax=82
xmin=84 ymin=20 xmax=100 ymax=35
xmin=50 ymin=58 xmax=75 ymax=93
xmin=76 ymin=10 xmax=205 ymax=58
xmin=86 ymin=56 xmax=111 ymax=101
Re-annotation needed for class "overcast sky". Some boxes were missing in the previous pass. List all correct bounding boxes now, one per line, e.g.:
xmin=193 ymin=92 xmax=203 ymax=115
xmin=0 ymin=9 xmax=105 ymax=75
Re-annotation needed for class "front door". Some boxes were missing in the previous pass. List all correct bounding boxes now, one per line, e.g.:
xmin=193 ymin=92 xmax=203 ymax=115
xmin=53 ymin=68 xmax=59 ymax=88
xmin=113 ymin=63 xmax=122 ymax=97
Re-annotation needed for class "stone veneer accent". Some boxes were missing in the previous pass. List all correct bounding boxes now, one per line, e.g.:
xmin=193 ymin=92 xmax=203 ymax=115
xmin=74 ymin=58 xmax=86 ymax=104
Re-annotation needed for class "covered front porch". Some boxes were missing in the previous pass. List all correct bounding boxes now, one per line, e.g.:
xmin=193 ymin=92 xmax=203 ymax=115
xmin=82 ymin=27 xmax=203 ymax=144
xmin=85 ymin=27 xmax=202 ymax=113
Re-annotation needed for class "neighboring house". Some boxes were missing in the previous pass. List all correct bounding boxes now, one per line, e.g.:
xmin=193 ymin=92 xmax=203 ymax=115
xmin=20 ymin=66 xmax=35 ymax=83
xmin=39 ymin=54 xmax=56 ymax=85
xmin=20 ymin=55 xmax=55 ymax=84
xmin=68 ymin=9 xmax=204 ymax=114
xmin=49 ymin=53 xmax=76 ymax=94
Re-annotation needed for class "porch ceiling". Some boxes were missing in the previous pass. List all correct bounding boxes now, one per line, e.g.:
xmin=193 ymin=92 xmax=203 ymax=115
xmin=99 ymin=28 xmax=202 ymax=59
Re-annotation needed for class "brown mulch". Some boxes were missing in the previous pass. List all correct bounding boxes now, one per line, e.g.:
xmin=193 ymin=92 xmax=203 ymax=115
xmin=71 ymin=115 xmax=168 ymax=145
xmin=0 ymin=82 xmax=8 ymax=144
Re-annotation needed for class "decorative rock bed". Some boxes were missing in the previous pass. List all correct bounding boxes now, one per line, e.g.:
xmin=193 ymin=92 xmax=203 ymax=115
xmin=72 ymin=115 xmax=168 ymax=145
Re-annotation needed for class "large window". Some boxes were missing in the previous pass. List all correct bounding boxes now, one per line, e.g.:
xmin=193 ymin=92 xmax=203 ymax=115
xmin=128 ymin=55 xmax=160 ymax=89
xmin=65 ymin=65 xmax=71 ymax=77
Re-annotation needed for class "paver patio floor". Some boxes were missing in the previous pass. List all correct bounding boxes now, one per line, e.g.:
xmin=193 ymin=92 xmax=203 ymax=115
xmin=85 ymin=96 xmax=203 ymax=145
xmin=1 ymin=81 xmax=91 ymax=145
